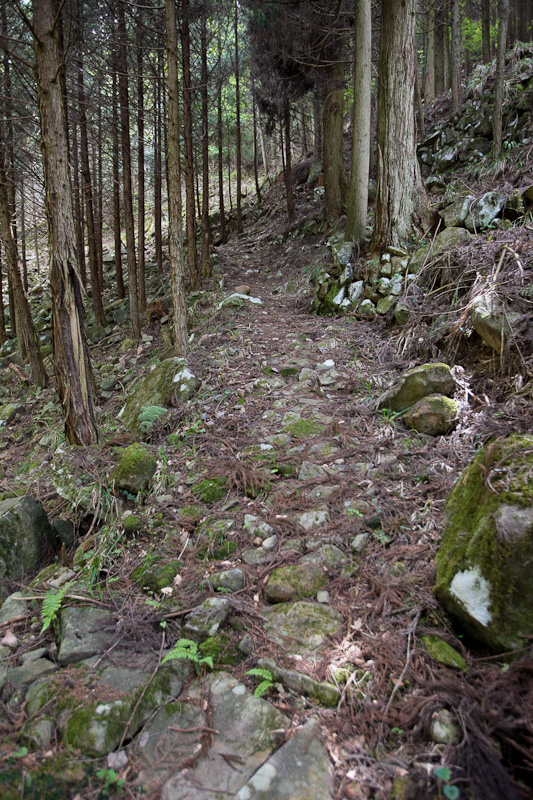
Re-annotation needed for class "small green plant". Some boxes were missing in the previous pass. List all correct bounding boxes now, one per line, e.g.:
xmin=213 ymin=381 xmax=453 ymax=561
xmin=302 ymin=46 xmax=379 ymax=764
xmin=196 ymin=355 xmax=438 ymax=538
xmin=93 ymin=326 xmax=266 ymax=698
xmin=96 ymin=768 xmax=125 ymax=796
xmin=161 ymin=638 xmax=213 ymax=674
xmin=41 ymin=582 xmax=72 ymax=633
xmin=347 ymin=507 xmax=364 ymax=518
xmin=245 ymin=667 xmax=274 ymax=698
xmin=434 ymin=766 xmax=460 ymax=800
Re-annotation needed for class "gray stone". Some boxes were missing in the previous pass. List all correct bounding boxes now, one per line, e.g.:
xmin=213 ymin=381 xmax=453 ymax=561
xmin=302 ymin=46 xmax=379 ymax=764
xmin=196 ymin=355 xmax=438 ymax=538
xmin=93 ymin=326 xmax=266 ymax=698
xmin=208 ymin=568 xmax=245 ymax=592
xmin=438 ymin=195 xmax=474 ymax=228
xmin=301 ymin=544 xmax=348 ymax=569
xmin=0 ymin=403 xmax=25 ymax=426
xmin=242 ymin=548 xmax=274 ymax=566
xmin=265 ymin=564 xmax=327 ymax=604
xmin=402 ymin=394 xmax=459 ymax=436
xmin=263 ymin=601 xmax=343 ymax=656
xmin=218 ymin=293 xmax=262 ymax=309
xmin=262 ymin=535 xmax=278 ymax=551
xmin=244 ymin=515 xmax=274 ymax=539
xmin=258 ymin=657 xmax=340 ymax=708
xmin=465 ymin=191 xmax=506 ymax=232
xmin=298 ymin=461 xmax=328 ymax=481
xmin=0 ymin=496 xmax=53 ymax=600
xmin=0 ymin=591 xmax=29 ymax=624
xmin=119 ymin=358 xmax=198 ymax=434
xmin=52 ymin=519 xmax=75 ymax=547
xmin=351 ymin=533 xmax=370 ymax=553
xmin=6 ymin=658 xmax=58 ymax=688
xmin=378 ymin=363 xmax=455 ymax=414
xmin=430 ymin=709 xmax=460 ymax=745
xmin=183 ymin=597 xmax=233 ymax=641
xmin=23 ymin=717 xmax=54 ymax=749
xmin=135 ymin=672 xmax=288 ymax=799
xmin=357 ymin=299 xmax=376 ymax=318
xmin=470 ymin=291 xmax=522 ymax=353
xmin=58 ymin=606 xmax=116 ymax=665
xmin=234 ymin=718 xmax=334 ymax=800
xmin=295 ymin=508 xmax=329 ymax=530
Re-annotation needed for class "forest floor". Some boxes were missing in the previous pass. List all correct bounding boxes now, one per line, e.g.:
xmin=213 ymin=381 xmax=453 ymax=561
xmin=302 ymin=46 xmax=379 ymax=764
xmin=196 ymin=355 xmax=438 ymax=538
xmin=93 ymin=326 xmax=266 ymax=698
xmin=1 ymin=174 xmax=533 ymax=800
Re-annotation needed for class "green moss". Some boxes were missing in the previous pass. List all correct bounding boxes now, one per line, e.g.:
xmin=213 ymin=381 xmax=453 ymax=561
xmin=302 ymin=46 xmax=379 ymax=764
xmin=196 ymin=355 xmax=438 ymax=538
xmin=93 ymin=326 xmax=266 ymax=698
xmin=279 ymin=367 xmax=299 ymax=377
xmin=123 ymin=514 xmax=143 ymax=532
xmin=132 ymin=559 xmax=182 ymax=593
xmin=199 ymin=633 xmax=241 ymax=666
xmin=282 ymin=418 xmax=324 ymax=438
xmin=435 ymin=435 xmax=533 ymax=652
xmin=192 ymin=476 xmax=228 ymax=503
xmin=422 ymin=635 xmax=468 ymax=670
xmin=110 ymin=443 xmax=157 ymax=494
xmin=177 ymin=504 xmax=207 ymax=522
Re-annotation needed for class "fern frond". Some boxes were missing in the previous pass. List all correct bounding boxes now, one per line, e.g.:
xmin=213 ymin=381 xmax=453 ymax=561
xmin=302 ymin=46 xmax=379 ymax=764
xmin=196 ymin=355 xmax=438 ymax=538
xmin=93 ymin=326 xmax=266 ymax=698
xmin=162 ymin=638 xmax=199 ymax=665
xmin=245 ymin=668 xmax=273 ymax=681
xmin=40 ymin=583 xmax=71 ymax=633
xmin=253 ymin=680 xmax=273 ymax=698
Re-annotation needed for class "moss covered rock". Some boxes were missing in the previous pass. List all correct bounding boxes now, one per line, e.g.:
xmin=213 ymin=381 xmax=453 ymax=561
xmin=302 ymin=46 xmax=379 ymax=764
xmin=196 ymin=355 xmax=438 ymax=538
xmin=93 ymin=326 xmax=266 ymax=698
xmin=0 ymin=496 xmax=53 ymax=601
xmin=402 ymin=394 xmax=459 ymax=435
xmin=192 ymin=476 xmax=228 ymax=503
xmin=111 ymin=443 xmax=157 ymax=495
xmin=378 ymin=363 xmax=455 ymax=414
xmin=434 ymin=435 xmax=533 ymax=653
xmin=265 ymin=563 xmax=327 ymax=604
xmin=118 ymin=357 xmax=198 ymax=435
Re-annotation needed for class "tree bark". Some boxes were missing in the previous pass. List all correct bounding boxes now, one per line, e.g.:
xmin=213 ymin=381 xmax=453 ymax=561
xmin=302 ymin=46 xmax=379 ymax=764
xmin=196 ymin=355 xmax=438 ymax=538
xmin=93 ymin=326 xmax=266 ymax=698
xmin=181 ymin=0 xmax=200 ymax=289
xmin=371 ymin=0 xmax=431 ymax=250
xmin=217 ymin=26 xmax=227 ymax=244
xmin=200 ymin=1 xmax=211 ymax=278
xmin=234 ymin=0 xmax=243 ymax=234
xmin=33 ymin=0 xmax=97 ymax=443
xmin=137 ymin=23 xmax=146 ymax=313
xmin=165 ymin=0 xmax=188 ymax=357
xmin=154 ymin=55 xmax=163 ymax=278
xmin=283 ymin=101 xmax=295 ymax=223
xmin=492 ymin=0 xmax=510 ymax=157
xmin=0 ymin=130 xmax=47 ymax=387
xmin=424 ymin=0 xmax=435 ymax=103
xmin=77 ymin=7 xmax=106 ymax=328
xmin=323 ymin=56 xmax=348 ymax=222
xmin=112 ymin=60 xmax=125 ymax=299
xmin=451 ymin=0 xmax=462 ymax=113
xmin=117 ymin=0 xmax=140 ymax=339
xmin=482 ymin=0 xmax=492 ymax=62
xmin=346 ymin=0 xmax=371 ymax=244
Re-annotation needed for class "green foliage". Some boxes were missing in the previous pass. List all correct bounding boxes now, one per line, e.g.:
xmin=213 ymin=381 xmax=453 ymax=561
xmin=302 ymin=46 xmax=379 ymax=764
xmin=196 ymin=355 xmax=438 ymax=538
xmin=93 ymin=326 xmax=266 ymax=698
xmin=96 ymin=768 xmax=125 ymax=796
xmin=41 ymin=582 xmax=71 ymax=633
xmin=161 ymin=638 xmax=214 ymax=674
xmin=138 ymin=405 xmax=168 ymax=434
xmin=245 ymin=667 xmax=274 ymax=698
xmin=434 ymin=767 xmax=460 ymax=800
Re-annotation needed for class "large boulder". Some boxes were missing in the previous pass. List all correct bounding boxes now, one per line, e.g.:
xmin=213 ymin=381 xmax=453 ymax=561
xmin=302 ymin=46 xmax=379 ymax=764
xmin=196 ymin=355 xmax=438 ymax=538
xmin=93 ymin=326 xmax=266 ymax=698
xmin=0 ymin=496 xmax=53 ymax=601
xmin=118 ymin=358 xmax=198 ymax=435
xmin=378 ymin=363 xmax=456 ymax=414
xmin=434 ymin=435 xmax=533 ymax=653
xmin=402 ymin=394 xmax=459 ymax=436
xmin=464 ymin=191 xmax=506 ymax=232
xmin=408 ymin=227 xmax=472 ymax=274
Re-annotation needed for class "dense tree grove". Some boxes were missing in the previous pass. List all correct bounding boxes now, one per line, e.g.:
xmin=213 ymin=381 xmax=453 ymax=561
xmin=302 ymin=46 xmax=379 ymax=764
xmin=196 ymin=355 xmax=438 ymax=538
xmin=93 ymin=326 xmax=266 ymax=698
xmin=0 ymin=0 xmax=531 ymax=437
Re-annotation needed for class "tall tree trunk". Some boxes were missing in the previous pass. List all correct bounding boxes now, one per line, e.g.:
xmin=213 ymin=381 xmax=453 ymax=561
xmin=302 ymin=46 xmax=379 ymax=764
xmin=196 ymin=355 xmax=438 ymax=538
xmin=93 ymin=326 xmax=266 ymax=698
xmin=33 ymin=0 xmax=97 ymax=443
xmin=435 ymin=7 xmax=445 ymax=95
xmin=218 ymin=27 xmax=227 ymax=244
xmin=424 ymin=0 xmax=436 ymax=103
xmin=482 ymin=0 xmax=492 ymax=62
xmin=451 ymin=0 xmax=462 ymax=113
xmin=234 ymin=0 xmax=243 ymax=234
xmin=19 ymin=174 xmax=28 ymax=293
xmin=181 ymin=0 xmax=200 ymax=289
xmin=1 ymin=2 xmax=17 ymax=342
xmin=283 ymin=101 xmax=295 ymax=223
xmin=200 ymin=1 xmax=211 ymax=278
xmin=154 ymin=58 xmax=163 ymax=278
xmin=77 ymin=7 xmax=106 ymax=328
xmin=165 ymin=0 xmax=188 ymax=356
xmin=0 ymin=241 xmax=5 ymax=344
xmin=137 ymin=23 xmax=146 ymax=312
xmin=32 ymin=182 xmax=41 ymax=278
xmin=323 ymin=56 xmax=347 ymax=223
xmin=71 ymin=112 xmax=86 ymax=286
xmin=112 ymin=61 xmax=125 ymax=299
xmin=346 ymin=0 xmax=371 ymax=244
xmin=0 ymin=130 xmax=47 ymax=387
xmin=371 ymin=0 xmax=431 ymax=250
xmin=252 ymin=79 xmax=261 ymax=203
xmin=492 ymin=0 xmax=510 ymax=157
xmin=117 ymin=0 xmax=140 ymax=339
